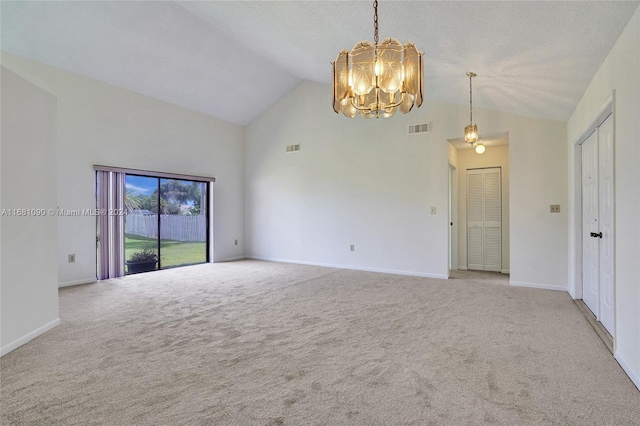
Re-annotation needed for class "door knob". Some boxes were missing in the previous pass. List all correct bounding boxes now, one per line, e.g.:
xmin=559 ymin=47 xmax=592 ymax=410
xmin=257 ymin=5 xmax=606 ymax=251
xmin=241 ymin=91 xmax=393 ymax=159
xmin=590 ymin=232 xmax=602 ymax=238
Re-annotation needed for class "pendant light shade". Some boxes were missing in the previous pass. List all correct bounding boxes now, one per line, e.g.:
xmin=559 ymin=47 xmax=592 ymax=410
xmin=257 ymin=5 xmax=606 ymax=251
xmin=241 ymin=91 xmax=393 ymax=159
xmin=332 ymin=1 xmax=424 ymax=119
xmin=475 ymin=143 xmax=486 ymax=154
xmin=464 ymin=124 xmax=478 ymax=144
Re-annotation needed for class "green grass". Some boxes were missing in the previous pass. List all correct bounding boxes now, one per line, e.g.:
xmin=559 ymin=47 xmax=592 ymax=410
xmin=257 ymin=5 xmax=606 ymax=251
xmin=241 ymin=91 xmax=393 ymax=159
xmin=125 ymin=234 xmax=206 ymax=271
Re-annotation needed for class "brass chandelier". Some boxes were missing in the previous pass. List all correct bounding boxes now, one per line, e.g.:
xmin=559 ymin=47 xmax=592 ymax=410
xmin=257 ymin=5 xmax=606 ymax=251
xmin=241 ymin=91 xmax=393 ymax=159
xmin=464 ymin=71 xmax=485 ymax=154
xmin=332 ymin=0 xmax=423 ymax=118
xmin=464 ymin=72 xmax=478 ymax=144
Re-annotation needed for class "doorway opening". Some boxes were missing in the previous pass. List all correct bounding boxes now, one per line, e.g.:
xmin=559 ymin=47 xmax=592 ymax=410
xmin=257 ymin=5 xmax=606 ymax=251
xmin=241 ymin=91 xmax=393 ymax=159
xmin=447 ymin=132 xmax=510 ymax=276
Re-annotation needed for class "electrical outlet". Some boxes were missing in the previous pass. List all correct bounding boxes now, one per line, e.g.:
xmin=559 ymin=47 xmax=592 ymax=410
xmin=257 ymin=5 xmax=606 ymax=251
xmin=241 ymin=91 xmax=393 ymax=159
xmin=68 ymin=254 xmax=76 ymax=263
xmin=550 ymin=204 xmax=560 ymax=213
xmin=430 ymin=206 xmax=437 ymax=215
xmin=350 ymin=244 xmax=355 ymax=252
xmin=234 ymin=239 xmax=238 ymax=246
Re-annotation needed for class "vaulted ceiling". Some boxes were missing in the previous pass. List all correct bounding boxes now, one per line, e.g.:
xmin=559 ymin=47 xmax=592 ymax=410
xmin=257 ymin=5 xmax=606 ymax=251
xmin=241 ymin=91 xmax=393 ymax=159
xmin=2 ymin=1 xmax=639 ymax=126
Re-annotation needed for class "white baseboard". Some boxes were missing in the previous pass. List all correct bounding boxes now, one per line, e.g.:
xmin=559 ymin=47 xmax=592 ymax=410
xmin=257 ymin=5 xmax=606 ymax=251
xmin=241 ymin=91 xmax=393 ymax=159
xmin=615 ymin=351 xmax=640 ymax=391
xmin=248 ymin=256 xmax=448 ymax=280
xmin=1 ymin=318 xmax=61 ymax=357
xmin=58 ymin=278 xmax=96 ymax=288
xmin=501 ymin=269 xmax=510 ymax=274
xmin=214 ymin=256 xmax=246 ymax=263
xmin=509 ymin=280 xmax=567 ymax=291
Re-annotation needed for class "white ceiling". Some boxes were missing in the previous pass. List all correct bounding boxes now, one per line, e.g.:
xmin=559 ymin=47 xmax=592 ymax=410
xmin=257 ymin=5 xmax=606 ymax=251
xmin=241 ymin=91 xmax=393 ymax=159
xmin=2 ymin=1 xmax=639 ymax=126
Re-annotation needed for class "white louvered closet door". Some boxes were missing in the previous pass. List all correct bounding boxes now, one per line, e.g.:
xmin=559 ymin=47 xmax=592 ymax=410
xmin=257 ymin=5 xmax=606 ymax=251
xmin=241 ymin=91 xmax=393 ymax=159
xmin=467 ymin=170 xmax=484 ymax=270
xmin=467 ymin=168 xmax=502 ymax=272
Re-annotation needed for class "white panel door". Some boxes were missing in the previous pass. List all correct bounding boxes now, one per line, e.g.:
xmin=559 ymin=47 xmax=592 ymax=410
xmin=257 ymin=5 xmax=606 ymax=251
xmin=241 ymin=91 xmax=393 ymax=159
xmin=598 ymin=114 xmax=615 ymax=336
xmin=581 ymin=113 xmax=615 ymax=337
xmin=582 ymin=131 xmax=599 ymax=316
xmin=467 ymin=168 xmax=501 ymax=272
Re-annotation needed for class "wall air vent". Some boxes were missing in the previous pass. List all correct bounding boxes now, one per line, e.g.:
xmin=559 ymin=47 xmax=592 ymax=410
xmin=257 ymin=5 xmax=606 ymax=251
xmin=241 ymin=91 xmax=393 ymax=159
xmin=408 ymin=122 xmax=431 ymax=135
xmin=285 ymin=144 xmax=301 ymax=153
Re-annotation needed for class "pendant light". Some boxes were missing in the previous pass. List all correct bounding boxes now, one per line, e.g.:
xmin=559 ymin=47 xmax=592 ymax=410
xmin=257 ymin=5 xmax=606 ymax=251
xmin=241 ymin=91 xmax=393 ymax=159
xmin=332 ymin=0 xmax=424 ymax=119
xmin=464 ymin=72 xmax=478 ymax=143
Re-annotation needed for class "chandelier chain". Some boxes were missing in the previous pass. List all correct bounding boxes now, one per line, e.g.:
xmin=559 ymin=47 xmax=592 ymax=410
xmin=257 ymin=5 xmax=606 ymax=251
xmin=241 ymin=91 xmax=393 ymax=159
xmin=373 ymin=0 xmax=379 ymax=44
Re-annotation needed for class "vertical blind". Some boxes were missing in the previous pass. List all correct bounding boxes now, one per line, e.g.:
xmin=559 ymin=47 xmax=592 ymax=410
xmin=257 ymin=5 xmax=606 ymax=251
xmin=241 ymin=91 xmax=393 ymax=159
xmin=96 ymin=170 xmax=125 ymax=280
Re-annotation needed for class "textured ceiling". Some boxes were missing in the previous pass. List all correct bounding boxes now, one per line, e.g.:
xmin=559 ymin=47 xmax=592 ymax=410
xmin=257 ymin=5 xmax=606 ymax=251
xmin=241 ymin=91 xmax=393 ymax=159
xmin=2 ymin=1 xmax=639 ymax=126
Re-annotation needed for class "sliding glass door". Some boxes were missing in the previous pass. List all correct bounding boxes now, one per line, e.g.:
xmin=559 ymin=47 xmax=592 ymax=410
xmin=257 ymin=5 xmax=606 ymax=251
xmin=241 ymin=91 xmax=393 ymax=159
xmin=124 ymin=175 xmax=208 ymax=274
xmin=96 ymin=166 xmax=214 ymax=280
xmin=158 ymin=178 xmax=207 ymax=268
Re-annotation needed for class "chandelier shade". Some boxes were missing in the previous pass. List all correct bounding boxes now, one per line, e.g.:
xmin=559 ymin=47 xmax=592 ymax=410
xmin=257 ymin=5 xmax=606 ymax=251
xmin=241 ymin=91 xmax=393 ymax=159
xmin=332 ymin=1 xmax=423 ymax=119
xmin=464 ymin=123 xmax=478 ymax=144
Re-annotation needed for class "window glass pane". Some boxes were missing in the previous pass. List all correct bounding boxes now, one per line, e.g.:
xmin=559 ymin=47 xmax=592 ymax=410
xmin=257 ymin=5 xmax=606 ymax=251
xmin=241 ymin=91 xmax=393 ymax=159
xmin=124 ymin=175 xmax=159 ymax=274
xmin=159 ymin=179 xmax=207 ymax=268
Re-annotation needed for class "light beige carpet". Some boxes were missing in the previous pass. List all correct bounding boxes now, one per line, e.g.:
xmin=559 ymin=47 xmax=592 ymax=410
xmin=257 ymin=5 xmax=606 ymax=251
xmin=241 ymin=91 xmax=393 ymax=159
xmin=1 ymin=260 xmax=639 ymax=425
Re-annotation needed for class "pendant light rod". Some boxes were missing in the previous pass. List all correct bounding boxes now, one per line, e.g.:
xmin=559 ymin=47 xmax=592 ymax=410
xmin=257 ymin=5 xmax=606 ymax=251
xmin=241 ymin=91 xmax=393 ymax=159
xmin=467 ymin=71 xmax=476 ymax=124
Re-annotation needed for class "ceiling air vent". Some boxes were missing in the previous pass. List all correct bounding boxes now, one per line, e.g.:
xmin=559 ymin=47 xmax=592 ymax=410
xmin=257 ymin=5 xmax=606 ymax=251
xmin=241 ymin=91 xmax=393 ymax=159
xmin=408 ymin=122 xmax=431 ymax=135
xmin=286 ymin=144 xmax=300 ymax=153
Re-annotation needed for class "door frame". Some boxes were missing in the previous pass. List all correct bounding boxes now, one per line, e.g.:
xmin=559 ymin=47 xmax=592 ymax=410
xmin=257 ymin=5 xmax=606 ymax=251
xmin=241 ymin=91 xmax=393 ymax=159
xmin=569 ymin=93 xmax=615 ymax=341
xmin=466 ymin=167 xmax=502 ymax=272
xmin=448 ymin=163 xmax=458 ymax=272
xmin=123 ymin=173 xmax=211 ymax=272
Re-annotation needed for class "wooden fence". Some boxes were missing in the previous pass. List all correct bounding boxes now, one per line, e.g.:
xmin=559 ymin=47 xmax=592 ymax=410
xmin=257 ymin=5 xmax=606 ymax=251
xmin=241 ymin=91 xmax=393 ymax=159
xmin=125 ymin=215 xmax=206 ymax=242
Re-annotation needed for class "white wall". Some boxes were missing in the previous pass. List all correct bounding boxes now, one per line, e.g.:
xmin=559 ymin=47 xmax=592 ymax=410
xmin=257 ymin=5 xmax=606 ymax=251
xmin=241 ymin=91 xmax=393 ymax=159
xmin=447 ymin=143 xmax=459 ymax=169
xmin=1 ymin=67 xmax=59 ymax=355
xmin=567 ymin=5 xmax=640 ymax=389
xmin=456 ymin=145 xmax=510 ymax=273
xmin=508 ymin=117 xmax=567 ymax=290
xmin=1 ymin=53 xmax=245 ymax=286
xmin=246 ymin=82 xmax=451 ymax=278
xmin=245 ymin=81 xmax=567 ymax=287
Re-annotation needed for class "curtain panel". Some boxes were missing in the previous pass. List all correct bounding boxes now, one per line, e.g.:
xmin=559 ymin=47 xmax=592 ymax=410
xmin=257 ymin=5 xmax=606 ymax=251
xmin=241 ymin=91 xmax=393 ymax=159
xmin=96 ymin=170 xmax=125 ymax=280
